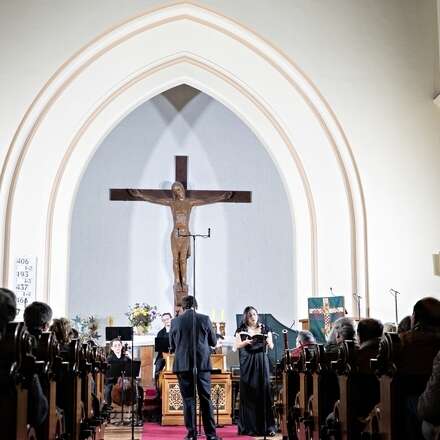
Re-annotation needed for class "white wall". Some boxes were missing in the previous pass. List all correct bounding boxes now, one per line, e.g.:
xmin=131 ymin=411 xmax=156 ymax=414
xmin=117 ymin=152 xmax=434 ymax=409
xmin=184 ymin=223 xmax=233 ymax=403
xmin=69 ymin=88 xmax=295 ymax=334
xmin=1 ymin=1 xmax=439 ymax=323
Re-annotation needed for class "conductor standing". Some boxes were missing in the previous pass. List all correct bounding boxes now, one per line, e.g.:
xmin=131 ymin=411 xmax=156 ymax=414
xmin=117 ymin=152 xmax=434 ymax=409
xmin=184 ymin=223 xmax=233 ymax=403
xmin=169 ymin=295 xmax=221 ymax=440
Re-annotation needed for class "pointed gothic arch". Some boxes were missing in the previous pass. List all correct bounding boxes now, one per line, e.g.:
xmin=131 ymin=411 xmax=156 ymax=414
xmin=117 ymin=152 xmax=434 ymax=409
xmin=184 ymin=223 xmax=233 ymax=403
xmin=0 ymin=2 xmax=368 ymax=318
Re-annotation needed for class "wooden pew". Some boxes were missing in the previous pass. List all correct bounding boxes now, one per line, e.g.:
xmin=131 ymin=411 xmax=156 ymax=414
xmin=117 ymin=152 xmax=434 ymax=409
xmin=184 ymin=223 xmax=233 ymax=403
xmin=58 ymin=338 xmax=85 ymax=440
xmin=34 ymin=331 xmax=64 ymax=440
xmin=326 ymin=340 xmax=359 ymax=440
xmin=307 ymin=344 xmax=341 ymax=440
xmin=0 ymin=322 xmax=38 ymax=440
xmin=92 ymin=346 xmax=108 ymax=439
xmin=294 ymin=345 xmax=317 ymax=440
xmin=279 ymin=330 xmax=300 ymax=440
xmin=81 ymin=341 xmax=106 ymax=440
xmin=362 ymin=331 xmax=440 ymax=440
xmin=92 ymin=345 xmax=107 ymax=405
xmin=80 ymin=342 xmax=94 ymax=421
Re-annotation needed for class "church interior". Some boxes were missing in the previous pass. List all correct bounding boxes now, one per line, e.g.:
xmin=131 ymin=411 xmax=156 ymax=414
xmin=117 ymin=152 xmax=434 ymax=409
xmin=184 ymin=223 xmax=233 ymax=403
xmin=1 ymin=1 xmax=440 ymax=439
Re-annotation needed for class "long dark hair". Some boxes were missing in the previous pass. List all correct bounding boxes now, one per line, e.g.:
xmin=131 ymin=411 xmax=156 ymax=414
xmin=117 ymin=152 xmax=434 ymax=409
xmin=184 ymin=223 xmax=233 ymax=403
xmin=49 ymin=318 xmax=72 ymax=345
xmin=238 ymin=306 xmax=260 ymax=331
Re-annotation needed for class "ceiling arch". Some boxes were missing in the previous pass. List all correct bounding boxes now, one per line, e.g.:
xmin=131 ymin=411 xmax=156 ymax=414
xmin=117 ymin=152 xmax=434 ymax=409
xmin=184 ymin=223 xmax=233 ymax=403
xmin=0 ymin=2 xmax=368 ymax=317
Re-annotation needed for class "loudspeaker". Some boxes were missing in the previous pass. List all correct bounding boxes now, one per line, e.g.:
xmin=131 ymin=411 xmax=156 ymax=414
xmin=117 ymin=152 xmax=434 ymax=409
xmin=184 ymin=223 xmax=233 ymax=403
xmin=433 ymin=252 xmax=440 ymax=276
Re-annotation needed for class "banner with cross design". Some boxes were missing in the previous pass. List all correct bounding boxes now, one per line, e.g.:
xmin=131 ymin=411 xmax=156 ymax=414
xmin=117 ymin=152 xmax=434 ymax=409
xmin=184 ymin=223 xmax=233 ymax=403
xmin=308 ymin=296 xmax=346 ymax=343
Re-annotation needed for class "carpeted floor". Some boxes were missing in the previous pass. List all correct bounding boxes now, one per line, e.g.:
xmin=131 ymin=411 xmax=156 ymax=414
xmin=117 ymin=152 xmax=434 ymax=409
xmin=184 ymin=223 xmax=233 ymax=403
xmin=142 ymin=423 xmax=255 ymax=439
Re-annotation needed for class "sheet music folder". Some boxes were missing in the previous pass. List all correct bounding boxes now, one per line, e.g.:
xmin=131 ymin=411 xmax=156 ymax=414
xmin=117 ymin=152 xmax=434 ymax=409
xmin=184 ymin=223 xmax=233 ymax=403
xmin=105 ymin=326 xmax=133 ymax=342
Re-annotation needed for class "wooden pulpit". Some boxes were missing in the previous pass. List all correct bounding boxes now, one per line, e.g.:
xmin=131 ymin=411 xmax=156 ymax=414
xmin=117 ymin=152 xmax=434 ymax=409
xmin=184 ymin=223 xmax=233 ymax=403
xmin=160 ymin=353 xmax=232 ymax=426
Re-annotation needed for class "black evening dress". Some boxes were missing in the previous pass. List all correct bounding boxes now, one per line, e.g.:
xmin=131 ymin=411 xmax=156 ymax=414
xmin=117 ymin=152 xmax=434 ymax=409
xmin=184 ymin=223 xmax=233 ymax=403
xmin=236 ymin=325 xmax=276 ymax=436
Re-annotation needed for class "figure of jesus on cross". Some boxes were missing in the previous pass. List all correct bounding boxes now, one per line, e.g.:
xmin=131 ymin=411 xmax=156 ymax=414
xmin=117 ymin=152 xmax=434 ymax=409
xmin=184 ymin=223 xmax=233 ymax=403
xmin=128 ymin=182 xmax=232 ymax=293
xmin=110 ymin=156 xmax=252 ymax=306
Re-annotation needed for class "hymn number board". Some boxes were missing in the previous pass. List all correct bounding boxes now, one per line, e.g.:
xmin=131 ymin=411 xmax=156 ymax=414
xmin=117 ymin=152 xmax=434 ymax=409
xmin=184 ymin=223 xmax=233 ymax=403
xmin=14 ymin=256 xmax=37 ymax=320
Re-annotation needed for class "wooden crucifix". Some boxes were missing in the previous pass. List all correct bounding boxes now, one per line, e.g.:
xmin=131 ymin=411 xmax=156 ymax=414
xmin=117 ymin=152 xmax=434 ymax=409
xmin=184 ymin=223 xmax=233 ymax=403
xmin=110 ymin=156 xmax=252 ymax=307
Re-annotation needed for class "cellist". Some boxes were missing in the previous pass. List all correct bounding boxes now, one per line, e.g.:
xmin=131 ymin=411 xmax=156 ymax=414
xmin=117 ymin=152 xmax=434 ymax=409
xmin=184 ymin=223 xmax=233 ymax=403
xmin=104 ymin=338 xmax=131 ymax=408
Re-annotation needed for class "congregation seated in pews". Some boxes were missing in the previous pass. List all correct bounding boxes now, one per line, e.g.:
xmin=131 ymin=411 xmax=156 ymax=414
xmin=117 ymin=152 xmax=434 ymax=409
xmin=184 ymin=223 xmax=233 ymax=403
xmin=0 ymin=288 xmax=109 ymax=440
xmin=3 ymin=285 xmax=440 ymax=440
xmin=278 ymin=296 xmax=440 ymax=440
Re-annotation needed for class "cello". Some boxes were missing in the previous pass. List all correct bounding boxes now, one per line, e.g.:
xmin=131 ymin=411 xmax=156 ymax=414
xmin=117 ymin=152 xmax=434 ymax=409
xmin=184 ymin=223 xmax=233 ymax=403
xmin=110 ymin=343 xmax=137 ymax=421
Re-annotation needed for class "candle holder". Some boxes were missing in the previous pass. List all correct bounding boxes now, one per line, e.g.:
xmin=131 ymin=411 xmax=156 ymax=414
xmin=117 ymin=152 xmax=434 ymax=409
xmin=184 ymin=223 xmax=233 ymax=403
xmin=212 ymin=321 xmax=218 ymax=334
xmin=219 ymin=322 xmax=226 ymax=337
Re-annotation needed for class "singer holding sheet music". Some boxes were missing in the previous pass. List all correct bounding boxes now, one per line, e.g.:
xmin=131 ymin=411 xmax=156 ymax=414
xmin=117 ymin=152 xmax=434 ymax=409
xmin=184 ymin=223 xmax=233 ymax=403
xmin=234 ymin=306 xmax=276 ymax=437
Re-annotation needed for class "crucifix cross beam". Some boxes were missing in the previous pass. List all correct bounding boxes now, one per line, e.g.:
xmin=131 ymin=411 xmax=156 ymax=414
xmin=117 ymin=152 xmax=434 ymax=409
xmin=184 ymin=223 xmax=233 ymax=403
xmin=110 ymin=155 xmax=252 ymax=307
xmin=110 ymin=156 xmax=252 ymax=203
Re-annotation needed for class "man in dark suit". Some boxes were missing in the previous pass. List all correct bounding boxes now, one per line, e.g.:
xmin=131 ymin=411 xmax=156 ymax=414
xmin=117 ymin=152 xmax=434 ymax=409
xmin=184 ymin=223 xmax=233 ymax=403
xmin=154 ymin=312 xmax=172 ymax=383
xmin=169 ymin=295 xmax=220 ymax=440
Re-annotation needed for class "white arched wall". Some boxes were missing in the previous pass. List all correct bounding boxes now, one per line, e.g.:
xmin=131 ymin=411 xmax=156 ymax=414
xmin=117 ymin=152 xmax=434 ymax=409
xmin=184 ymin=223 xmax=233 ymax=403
xmin=0 ymin=2 xmax=367 ymax=319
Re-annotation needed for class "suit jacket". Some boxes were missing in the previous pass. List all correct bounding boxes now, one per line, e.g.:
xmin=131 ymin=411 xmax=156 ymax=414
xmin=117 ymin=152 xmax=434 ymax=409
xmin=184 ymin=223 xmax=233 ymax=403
xmin=155 ymin=326 xmax=170 ymax=363
xmin=169 ymin=309 xmax=216 ymax=373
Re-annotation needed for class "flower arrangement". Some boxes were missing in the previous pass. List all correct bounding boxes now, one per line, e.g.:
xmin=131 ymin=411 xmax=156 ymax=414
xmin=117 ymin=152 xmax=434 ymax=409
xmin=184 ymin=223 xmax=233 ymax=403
xmin=71 ymin=315 xmax=101 ymax=343
xmin=126 ymin=303 xmax=158 ymax=334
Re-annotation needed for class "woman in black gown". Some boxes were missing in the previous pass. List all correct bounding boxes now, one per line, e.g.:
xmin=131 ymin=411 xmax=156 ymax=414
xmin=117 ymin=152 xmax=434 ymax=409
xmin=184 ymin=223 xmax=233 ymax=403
xmin=235 ymin=306 xmax=276 ymax=436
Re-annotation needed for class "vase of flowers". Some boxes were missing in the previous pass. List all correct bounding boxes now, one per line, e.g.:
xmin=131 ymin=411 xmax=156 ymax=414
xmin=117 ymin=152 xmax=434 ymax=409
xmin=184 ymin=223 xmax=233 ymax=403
xmin=126 ymin=303 xmax=157 ymax=335
xmin=71 ymin=315 xmax=101 ymax=343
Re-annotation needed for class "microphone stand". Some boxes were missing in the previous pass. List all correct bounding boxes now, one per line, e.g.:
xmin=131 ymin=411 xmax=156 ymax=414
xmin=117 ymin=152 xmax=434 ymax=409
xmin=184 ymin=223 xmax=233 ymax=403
xmin=178 ymin=228 xmax=211 ymax=438
xmin=130 ymin=329 xmax=139 ymax=439
xmin=389 ymin=289 xmax=400 ymax=327
xmin=262 ymin=315 xmax=269 ymax=440
xmin=272 ymin=332 xmax=280 ymax=433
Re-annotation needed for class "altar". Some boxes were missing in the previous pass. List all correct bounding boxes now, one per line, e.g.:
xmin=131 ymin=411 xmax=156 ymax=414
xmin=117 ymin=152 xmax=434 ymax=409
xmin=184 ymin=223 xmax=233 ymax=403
xmin=160 ymin=353 xmax=232 ymax=426
xmin=133 ymin=334 xmax=155 ymax=388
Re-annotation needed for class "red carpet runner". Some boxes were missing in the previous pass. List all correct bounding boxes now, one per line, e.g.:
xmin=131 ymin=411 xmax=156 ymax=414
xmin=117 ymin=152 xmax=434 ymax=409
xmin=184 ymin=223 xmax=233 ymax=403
xmin=142 ymin=423 xmax=254 ymax=439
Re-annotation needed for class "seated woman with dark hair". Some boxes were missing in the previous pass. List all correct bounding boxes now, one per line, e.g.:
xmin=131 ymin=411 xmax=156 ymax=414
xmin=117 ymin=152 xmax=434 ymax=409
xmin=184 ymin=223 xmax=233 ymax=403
xmin=49 ymin=317 xmax=72 ymax=352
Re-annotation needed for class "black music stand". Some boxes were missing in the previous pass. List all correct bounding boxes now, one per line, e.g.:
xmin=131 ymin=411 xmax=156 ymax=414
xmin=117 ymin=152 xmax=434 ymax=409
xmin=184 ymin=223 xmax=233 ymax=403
xmin=105 ymin=326 xmax=138 ymax=439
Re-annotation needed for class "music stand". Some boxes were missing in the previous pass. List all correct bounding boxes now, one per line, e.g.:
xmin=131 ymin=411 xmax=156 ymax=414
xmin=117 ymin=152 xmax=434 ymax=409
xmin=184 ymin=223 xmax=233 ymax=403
xmin=106 ymin=326 xmax=138 ymax=439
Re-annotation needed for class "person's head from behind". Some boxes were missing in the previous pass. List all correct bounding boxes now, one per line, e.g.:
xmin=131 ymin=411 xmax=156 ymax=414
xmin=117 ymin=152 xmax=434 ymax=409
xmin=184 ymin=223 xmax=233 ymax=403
xmin=24 ymin=301 xmax=53 ymax=336
xmin=0 ymin=288 xmax=16 ymax=340
xmin=242 ymin=306 xmax=259 ymax=328
xmin=49 ymin=317 xmax=72 ymax=345
xmin=110 ymin=338 xmax=123 ymax=357
xmin=397 ymin=315 xmax=411 ymax=334
xmin=332 ymin=317 xmax=355 ymax=344
xmin=296 ymin=330 xmax=316 ymax=347
xmin=357 ymin=318 xmax=383 ymax=345
xmin=181 ymin=295 xmax=198 ymax=311
xmin=161 ymin=312 xmax=172 ymax=328
xmin=412 ymin=297 xmax=440 ymax=330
